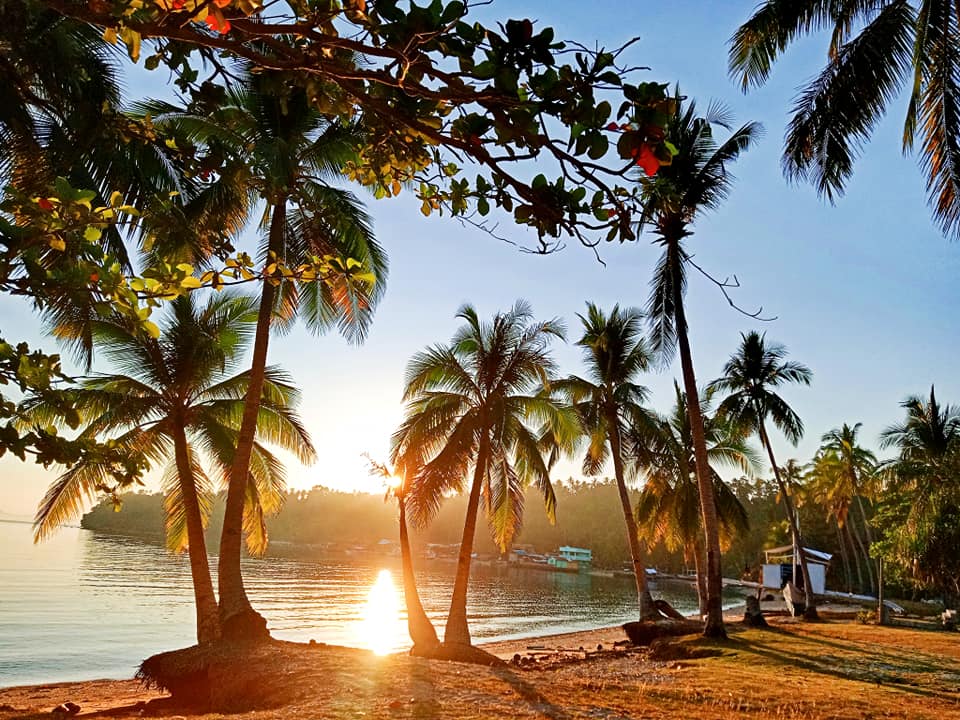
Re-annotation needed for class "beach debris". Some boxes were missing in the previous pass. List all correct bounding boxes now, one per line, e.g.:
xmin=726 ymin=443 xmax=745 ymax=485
xmin=0 ymin=704 xmax=17 ymax=712
xmin=51 ymin=702 xmax=81 ymax=715
xmin=942 ymin=609 xmax=957 ymax=631
xmin=596 ymin=644 xmax=603 ymax=651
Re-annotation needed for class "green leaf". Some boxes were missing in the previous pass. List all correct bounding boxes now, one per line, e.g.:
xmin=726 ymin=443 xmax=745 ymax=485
xmin=83 ymin=226 xmax=102 ymax=242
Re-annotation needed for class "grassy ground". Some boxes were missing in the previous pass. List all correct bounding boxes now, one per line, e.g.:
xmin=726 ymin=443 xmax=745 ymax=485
xmin=1 ymin=617 xmax=958 ymax=719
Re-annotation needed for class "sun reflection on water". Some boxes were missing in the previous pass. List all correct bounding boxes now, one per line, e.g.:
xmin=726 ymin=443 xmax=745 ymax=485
xmin=359 ymin=569 xmax=405 ymax=655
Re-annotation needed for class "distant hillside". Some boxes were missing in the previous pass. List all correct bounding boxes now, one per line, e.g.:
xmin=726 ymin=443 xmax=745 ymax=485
xmin=80 ymin=479 xmax=794 ymax=573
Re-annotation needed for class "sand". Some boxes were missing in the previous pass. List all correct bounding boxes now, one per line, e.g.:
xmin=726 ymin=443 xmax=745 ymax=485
xmin=2 ymin=607 xmax=959 ymax=720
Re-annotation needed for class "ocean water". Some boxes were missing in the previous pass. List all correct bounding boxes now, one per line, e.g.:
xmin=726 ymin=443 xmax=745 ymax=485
xmin=0 ymin=519 xmax=736 ymax=687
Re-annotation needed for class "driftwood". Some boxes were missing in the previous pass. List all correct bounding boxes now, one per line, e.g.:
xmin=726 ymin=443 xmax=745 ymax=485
xmin=621 ymin=619 xmax=702 ymax=646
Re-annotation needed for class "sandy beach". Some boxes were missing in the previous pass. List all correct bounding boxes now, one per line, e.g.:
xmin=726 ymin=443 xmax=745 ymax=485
xmin=2 ymin=606 xmax=958 ymax=720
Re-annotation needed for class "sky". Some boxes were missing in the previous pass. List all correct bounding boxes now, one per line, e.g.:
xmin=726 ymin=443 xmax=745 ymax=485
xmin=2 ymin=0 xmax=959 ymax=519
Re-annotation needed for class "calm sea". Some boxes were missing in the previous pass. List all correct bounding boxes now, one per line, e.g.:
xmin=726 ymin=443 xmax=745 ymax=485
xmin=0 ymin=519 xmax=738 ymax=687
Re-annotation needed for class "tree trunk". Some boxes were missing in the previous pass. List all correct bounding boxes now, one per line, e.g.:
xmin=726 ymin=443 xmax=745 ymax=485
xmin=398 ymin=497 xmax=439 ymax=652
xmin=759 ymin=421 xmax=818 ymax=620
xmin=835 ymin=519 xmax=853 ymax=594
xmin=171 ymin=421 xmax=221 ymax=645
xmin=847 ymin=514 xmax=873 ymax=594
xmin=670 ymin=249 xmax=726 ymax=638
xmin=854 ymin=495 xmax=876 ymax=593
xmin=607 ymin=409 xmax=657 ymax=621
xmin=217 ymin=198 xmax=286 ymax=642
xmin=843 ymin=521 xmax=866 ymax=592
xmin=690 ymin=537 xmax=707 ymax=618
xmin=444 ymin=440 xmax=488 ymax=647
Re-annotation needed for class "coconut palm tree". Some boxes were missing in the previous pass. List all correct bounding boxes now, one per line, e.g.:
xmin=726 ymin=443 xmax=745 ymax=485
xmin=392 ymin=301 xmax=575 ymax=649
xmin=365 ymin=456 xmax=440 ymax=654
xmin=730 ymin=2 xmax=960 ymax=240
xmin=880 ymin=386 xmax=960 ymax=511
xmin=554 ymin=303 xmax=659 ymax=620
xmin=637 ymin=93 xmax=761 ymax=637
xmin=806 ymin=448 xmax=868 ymax=592
xmin=21 ymin=293 xmax=316 ymax=644
xmin=629 ymin=383 xmax=755 ymax=616
xmin=820 ymin=423 xmax=879 ymax=591
xmin=142 ymin=62 xmax=388 ymax=639
xmin=709 ymin=330 xmax=818 ymax=618
xmin=879 ymin=386 xmax=960 ymax=602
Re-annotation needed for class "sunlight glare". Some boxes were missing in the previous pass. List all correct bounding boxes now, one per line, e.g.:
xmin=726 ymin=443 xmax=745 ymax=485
xmin=359 ymin=569 xmax=403 ymax=656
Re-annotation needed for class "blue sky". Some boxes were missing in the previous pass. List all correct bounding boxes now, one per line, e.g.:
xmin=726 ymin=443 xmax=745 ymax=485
xmin=2 ymin=0 xmax=958 ymax=518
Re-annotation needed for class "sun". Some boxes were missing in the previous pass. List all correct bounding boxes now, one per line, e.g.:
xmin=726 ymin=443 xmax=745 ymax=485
xmin=358 ymin=569 xmax=404 ymax=656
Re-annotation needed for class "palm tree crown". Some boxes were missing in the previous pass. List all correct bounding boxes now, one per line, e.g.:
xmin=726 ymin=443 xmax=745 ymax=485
xmin=730 ymin=1 xmax=960 ymax=239
xmin=560 ymin=303 xmax=652 ymax=475
xmin=631 ymin=383 xmax=755 ymax=554
xmin=393 ymin=301 xmax=569 ymax=548
xmin=25 ymin=293 xmax=316 ymax=553
xmin=880 ymin=385 xmax=960 ymax=500
xmin=639 ymin=95 xmax=762 ymax=362
xmin=709 ymin=331 xmax=812 ymax=442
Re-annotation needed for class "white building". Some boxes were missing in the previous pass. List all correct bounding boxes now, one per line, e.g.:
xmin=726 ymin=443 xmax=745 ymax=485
xmin=761 ymin=545 xmax=832 ymax=595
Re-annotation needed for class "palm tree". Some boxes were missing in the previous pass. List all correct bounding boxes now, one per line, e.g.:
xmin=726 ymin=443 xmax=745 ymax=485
xmin=730 ymin=2 xmax=960 ymax=240
xmin=365 ymin=456 xmax=440 ymax=654
xmin=637 ymin=93 xmax=761 ymax=637
xmin=554 ymin=303 xmax=659 ymax=621
xmin=820 ymin=423 xmax=879 ymax=591
xmin=392 ymin=301 xmax=575 ymax=648
xmin=880 ymin=386 xmax=960 ymax=513
xmin=629 ymin=383 xmax=755 ymax=617
xmin=709 ymin=330 xmax=818 ymax=618
xmin=879 ymin=386 xmax=960 ymax=602
xmin=806 ymin=448 xmax=867 ymax=593
xmin=143 ymin=62 xmax=388 ymax=639
xmin=21 ymin=293 xmax=316 ymax=644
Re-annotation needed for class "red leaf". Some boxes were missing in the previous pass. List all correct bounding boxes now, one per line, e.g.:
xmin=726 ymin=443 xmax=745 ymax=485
xmin=38 ymin=198 xmax=54 ymax=211
xmin=633 ymin=145 xmax=660 ymax=176
xmin=205 ymin=13 xmax=231 ymax=33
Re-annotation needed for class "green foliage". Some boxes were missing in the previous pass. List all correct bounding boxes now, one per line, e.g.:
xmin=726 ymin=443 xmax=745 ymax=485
xmin=630 ymin=382 xmax=756 ymax=555
xmin=35 ymin=0 xmax=678 ymax=252
xmin=876 ymin=386 xmax=960 ymax=602
xmin=22 ymin=293 xmax=314 ymax=555
xmin=730 ymin=0 xmax=960 ymax=240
